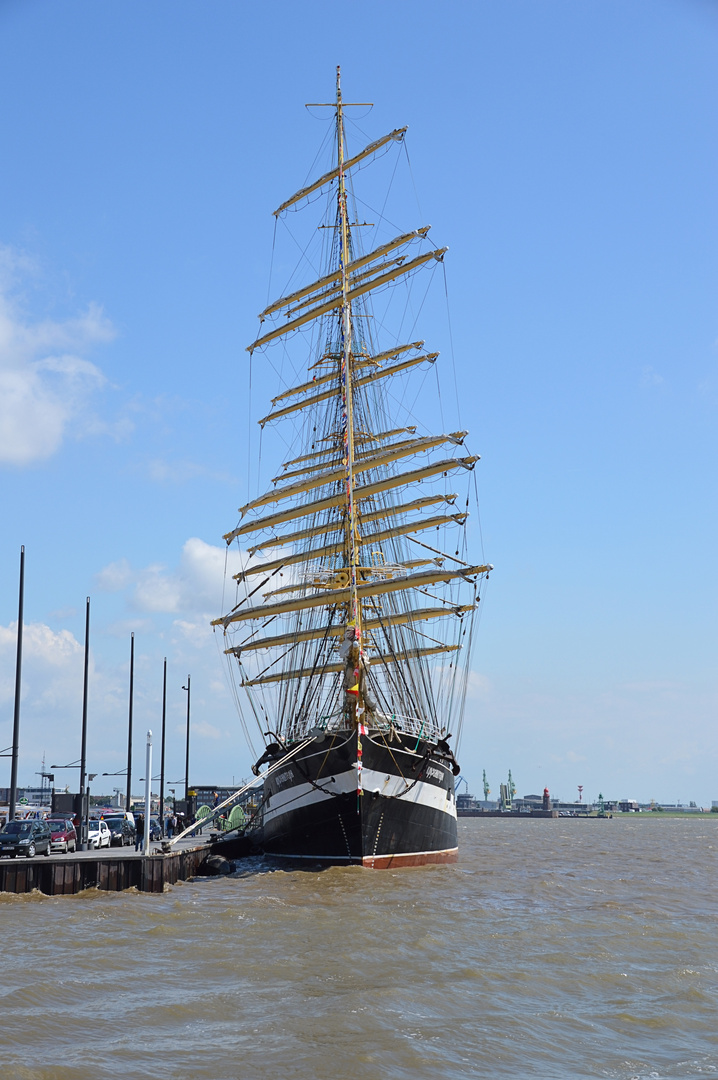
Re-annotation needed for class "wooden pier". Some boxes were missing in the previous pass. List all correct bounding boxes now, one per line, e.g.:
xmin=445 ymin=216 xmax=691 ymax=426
xmin=0 ymin=829 xmax=260 ymax=896
xmin=0 ymin=844 xmax=213 ymax=896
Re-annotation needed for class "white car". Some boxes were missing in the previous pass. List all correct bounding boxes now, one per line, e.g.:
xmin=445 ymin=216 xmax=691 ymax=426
xmin=87 ymin=820 xmax=111 ymax=849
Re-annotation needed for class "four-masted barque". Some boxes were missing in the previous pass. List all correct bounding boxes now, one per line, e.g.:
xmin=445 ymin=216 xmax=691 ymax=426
xmin=213 ymin=69 xmax=492 ymax=867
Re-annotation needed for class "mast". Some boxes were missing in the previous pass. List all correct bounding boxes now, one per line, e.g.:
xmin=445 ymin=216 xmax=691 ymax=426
xmin=218 ymin=73 xmax=492 ymax=748
xmin=336 ymin=65 xmax=363 ymax=713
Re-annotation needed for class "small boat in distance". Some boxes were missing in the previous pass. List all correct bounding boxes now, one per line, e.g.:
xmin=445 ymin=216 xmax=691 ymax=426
xmin=213 ymin=68 xmax=492 ymax=867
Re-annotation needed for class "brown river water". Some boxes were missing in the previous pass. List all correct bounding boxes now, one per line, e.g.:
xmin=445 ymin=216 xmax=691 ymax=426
xmin=1 ymin=817 xmax=716 ymax=1079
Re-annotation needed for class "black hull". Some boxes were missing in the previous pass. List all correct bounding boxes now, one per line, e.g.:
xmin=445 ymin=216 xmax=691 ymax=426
xmin=261 ymin=728 xmax=458 ymax=868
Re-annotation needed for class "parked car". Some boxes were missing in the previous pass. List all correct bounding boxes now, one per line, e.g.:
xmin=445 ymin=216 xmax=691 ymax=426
xmin=0 ymin=819 xmax=52 ymax=858
xmin=105 ymin=817 xmax=135 ymax=847
xmin=87 ymin=820 xmax=111 ymax=849
xmin=47 ymin=818 xmax=77 ymax=853
xmin=149 ymin=817 xmax=162 ymax=841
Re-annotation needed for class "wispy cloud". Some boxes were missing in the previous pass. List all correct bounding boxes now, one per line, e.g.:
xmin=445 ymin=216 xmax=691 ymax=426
xmin=640 ymin=364 xmax=664 ymax=387
xmin=192 ymin=720 xmax=222 ymax=740
xmin=0 ymin=618 xmax=144 ymax=778
xmin=0 ymin=243 xmax=117 ymax=466
xmin=0 ymin=621 xmax=85 ymax=716
xmin=95 ymin=558 xmax=134 ymax=592
xmin=145 ymin=457 xmax=237 ymax=485
xmin=95 ymin=537 xmax=257 ymax=617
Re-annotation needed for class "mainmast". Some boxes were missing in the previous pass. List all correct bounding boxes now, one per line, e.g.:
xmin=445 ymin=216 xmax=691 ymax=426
xmin=336 ymin=65 xmax=364 ymax=715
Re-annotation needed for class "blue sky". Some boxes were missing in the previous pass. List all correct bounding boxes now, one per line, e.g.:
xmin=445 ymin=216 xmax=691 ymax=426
xmin=0 ymin=0 xmax=716 ymax=805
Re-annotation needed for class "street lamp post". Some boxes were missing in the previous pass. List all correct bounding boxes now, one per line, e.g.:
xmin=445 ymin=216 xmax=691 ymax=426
xmin=85 ymin=772 xmax=97 ymax=848
xmin=159 ymin=658 xmax=167 ymax=834
xmin=9 ymin=545 xmax=25 ymax=824
xmin=125 ymin=633 xmax=134 ymax=814
xmin=79 ymin=598 xmax=90 ymax=851
xmin=182 ymin=677 xmax=191 ymax=807
xmin=143 ymin=731 xmax=152 ymax=855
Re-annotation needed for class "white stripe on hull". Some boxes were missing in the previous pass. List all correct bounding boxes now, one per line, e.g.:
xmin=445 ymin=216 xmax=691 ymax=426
xmin=264 ymin=765 xmax=456 ymax=827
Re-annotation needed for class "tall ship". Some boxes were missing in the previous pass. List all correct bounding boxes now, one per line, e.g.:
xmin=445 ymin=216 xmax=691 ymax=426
xmin=213 ymin=69 xmax=492 ymax=867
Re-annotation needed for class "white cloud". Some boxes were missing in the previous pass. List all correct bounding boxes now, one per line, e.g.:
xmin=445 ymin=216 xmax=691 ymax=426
xmin=147 ymin=458 xmax=206 ymax=483
xmin=0 ymin=622 xmax=85 ymax=725
xmin=145 ymin=458 xmax=234 ymax=484
xmin=172 ymin=617 xmax=213 ymax=643
xmin=0 ymin=613 xmax=254 ymax=793
xmin=192 ymin=721 xmax=222 ymax=740
xmin=0 ymin=621 xmax=82 ymax=675
xmin=95 ymin=558 xmax=134 ymax=592
xmin=0 ymin=244 xmax=116 ymax=465
xmin=134 ymin=564 xmax=183 ymax=613
xmin=95 ymin=537 xmax=272 ymax=618
xmin=465 ymin=670 xmax=491 ymax=699
xmin=103 ymin=618 xmax=156 ymax=638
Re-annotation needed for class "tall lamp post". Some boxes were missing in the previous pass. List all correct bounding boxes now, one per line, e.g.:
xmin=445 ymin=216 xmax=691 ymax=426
xmin=79 ymin=597 xmax=90 ymax=850
xmin=159 ymin=658 xmax=167 ymax=833
xmin=9 ymin=546 xmax=25 ymax=823
xmin=143 ymin=731 xmax=152 ymax=855
xmin=182 ymin=677 xmax=191 ymax=807
xmin=52 ymin=597 xmax=91 ymax=850
xmin=125 ymin=633 xmax=134 ymax=814
xmin=85 ymin=772 xmax=97 ymax=848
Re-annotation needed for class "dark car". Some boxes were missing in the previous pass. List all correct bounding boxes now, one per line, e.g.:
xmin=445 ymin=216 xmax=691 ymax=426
xmin=0 ymin=819 xmax=52 ymax=858
xmin=105 ymin=817 xmax=135 ymax=847
xmin=47 ymin=818 xmax=77 ymax=853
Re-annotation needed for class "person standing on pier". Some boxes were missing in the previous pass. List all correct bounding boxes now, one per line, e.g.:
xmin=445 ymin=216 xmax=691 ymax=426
xmin=134 ymin=812 xmax=144 ymax=851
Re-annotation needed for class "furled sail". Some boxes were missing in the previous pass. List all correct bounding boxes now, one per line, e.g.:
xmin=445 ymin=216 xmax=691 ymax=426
xmin=248 ymin=250 xmax=446 ymax=353
xmin=223 ymin=457 xmax=479 ymax=543
xmin=214 ymin=564 xmax=489 ymax=628
xmin=241 ymin=644 xmax=460 ymax=687
xmin=240 ymin=433 xmax=466 ymax=517
xmin=225 ymin=604 xmax=475 ymax=655
xmin=243 ymin=493 xmax=457 ymax=555
xmin=258 ymin=353 xmax=438 ymax=426
xmin=272 ymin=349 xmax=421 ymax=409
xmin=260 ymin=234 xmax=429 ymax=320
xmin=235 ymin=513 xmax=468 ymax=582
xmin=273 ymin=127 xmax=407 ymax=217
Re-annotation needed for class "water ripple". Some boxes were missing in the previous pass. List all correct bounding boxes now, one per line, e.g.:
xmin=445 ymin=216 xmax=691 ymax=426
xmin=1 ymin=816 xmax=716 ymax=1079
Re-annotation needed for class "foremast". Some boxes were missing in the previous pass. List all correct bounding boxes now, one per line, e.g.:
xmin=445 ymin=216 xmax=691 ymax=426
xmin=336 ymin=65 xmax=365 ymax=721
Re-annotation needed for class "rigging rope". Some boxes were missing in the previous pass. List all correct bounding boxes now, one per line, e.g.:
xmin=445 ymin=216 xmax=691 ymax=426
xmin=166 ymin=735 xmax=317 ymax=847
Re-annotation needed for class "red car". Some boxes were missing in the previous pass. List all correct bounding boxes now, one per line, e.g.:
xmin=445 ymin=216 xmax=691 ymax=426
xmin=47 ymin=818 xmax=77 ymax=854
